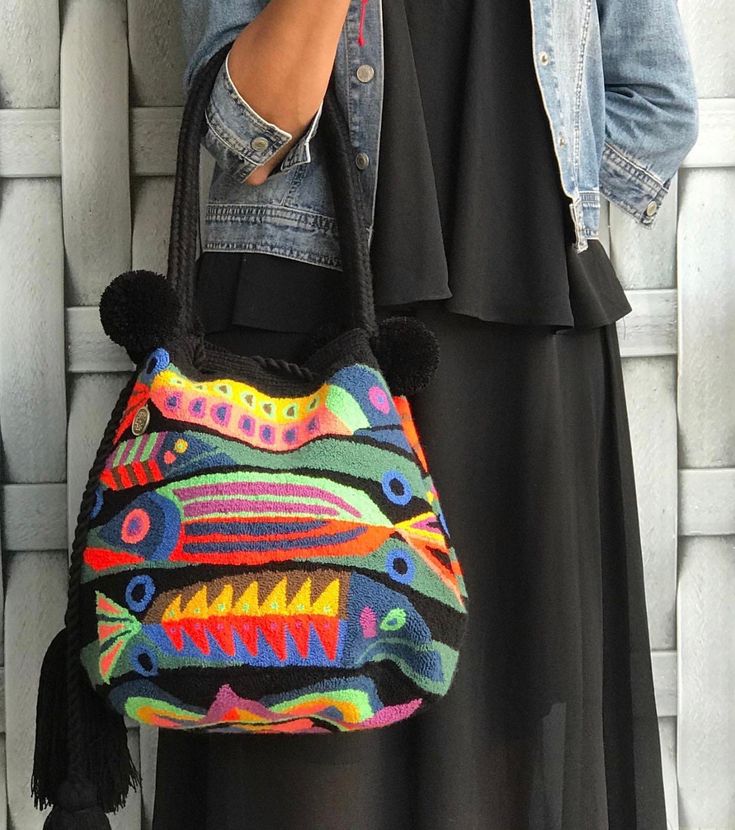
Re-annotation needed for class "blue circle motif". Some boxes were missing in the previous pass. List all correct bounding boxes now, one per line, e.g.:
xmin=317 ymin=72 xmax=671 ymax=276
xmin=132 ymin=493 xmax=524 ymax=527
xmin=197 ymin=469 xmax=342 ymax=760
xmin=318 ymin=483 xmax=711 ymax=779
xmin=382 ymin=470 xmax=412 ymax=506
xmin=125 ymin=574 xmax=156 ymax=612
xmin=385 ymin=548 xmax=416 ymax=585
xmin=129 ymin=644 xmax=158 ymax=677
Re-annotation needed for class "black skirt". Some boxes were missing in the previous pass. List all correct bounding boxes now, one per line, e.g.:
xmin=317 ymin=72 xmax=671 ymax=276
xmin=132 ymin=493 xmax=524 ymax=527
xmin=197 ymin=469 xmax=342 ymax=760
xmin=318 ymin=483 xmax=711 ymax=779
xmin=151 ymin=256 xmax=668 ymax=829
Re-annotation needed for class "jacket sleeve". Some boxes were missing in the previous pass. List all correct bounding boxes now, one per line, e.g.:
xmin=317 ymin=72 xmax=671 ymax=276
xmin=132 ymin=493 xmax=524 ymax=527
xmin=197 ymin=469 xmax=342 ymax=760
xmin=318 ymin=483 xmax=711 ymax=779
xmin=180 ymin=0 xmax=323 ymax=182
xmin=596 ymin=0 xmax=699 ymax=226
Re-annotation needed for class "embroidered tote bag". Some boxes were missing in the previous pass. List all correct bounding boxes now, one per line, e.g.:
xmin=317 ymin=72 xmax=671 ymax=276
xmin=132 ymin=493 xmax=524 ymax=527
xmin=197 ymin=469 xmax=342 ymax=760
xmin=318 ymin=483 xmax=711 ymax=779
xmin=32 ymin=42 xmax=468 ymax=826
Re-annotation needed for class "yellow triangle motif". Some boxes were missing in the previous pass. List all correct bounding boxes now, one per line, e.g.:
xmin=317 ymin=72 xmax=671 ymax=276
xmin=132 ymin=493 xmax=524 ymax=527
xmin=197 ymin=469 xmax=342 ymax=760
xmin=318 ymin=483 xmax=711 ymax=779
xmin=209 ymin=584 xmax=233 ymax=616
xmin=287 ymin=578 xmax=312 ymax=615
xmin=261 ymin=578 xmax=287 ymax=615
xmin=183 ymin=586 xmax=208 ymax=618
xmin=233 ymin=582 xmax=260 ymax=616
xmin=162 ymin=595 xmax=182 ymax=622
xmin=312 ymin=580 xmax=339 ymax=617
xmin=160 ymin=576 xmax=343 ymax=622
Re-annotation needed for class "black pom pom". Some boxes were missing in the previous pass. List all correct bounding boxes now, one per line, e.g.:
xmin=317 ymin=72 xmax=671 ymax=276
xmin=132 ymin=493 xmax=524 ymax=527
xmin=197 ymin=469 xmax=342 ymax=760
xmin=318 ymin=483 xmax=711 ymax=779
xmin=43 ymin=775 xmax=110 ymax=829
xmin=372 ymin=316 xmax=440 ymax=395
xmin=99 ymin=270 xmax=181 ymax=363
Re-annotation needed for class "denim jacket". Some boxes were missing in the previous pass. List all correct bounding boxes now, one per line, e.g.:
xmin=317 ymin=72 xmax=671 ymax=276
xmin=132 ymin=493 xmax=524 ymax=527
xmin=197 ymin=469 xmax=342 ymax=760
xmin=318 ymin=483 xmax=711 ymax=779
xmin=180 ymin=0 xmax=699 ymax=266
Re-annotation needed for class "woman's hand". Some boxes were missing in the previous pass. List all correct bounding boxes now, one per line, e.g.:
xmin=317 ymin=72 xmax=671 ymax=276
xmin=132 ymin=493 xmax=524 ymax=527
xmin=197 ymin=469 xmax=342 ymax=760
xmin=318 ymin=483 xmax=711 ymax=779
xmin=227 ymin=0 xmax=351 ymax=184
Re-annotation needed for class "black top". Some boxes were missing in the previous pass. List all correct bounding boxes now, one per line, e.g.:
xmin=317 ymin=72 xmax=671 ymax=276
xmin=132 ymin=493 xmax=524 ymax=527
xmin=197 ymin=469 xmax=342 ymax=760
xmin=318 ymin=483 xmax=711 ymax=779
xmin=195 ymin=0 xmax=632 ymax=333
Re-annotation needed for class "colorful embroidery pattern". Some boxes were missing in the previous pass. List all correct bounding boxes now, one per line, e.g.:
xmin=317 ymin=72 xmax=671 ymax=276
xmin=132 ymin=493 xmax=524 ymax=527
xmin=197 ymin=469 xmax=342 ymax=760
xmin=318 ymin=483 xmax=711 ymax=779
xmin=108 ymin=677 xmax=423 ymax=733
xmin=80 ymin=346 xmax=467 ymax=732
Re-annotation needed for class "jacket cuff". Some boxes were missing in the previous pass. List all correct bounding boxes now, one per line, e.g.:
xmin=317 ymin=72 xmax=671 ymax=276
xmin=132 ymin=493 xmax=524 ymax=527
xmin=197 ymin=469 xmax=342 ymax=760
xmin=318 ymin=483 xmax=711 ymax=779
xmin=598 ymin=141 xmax=671 ymax=228
xmin=278 ymin=98 xmax=323 ymax=172
xmin=203 ymin=49 xmax=322 ymax=182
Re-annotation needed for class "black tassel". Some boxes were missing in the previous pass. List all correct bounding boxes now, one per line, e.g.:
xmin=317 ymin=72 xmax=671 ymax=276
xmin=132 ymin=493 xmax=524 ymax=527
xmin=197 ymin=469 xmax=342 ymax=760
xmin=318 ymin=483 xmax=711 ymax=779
xmin=32 ymin=629 xmax=70 ymax=811
xmin=32 ymin=628 xmax=141 ymax=822
xmin=43 ymin=775 xmax=111 ymax=829
xmin=77 ymin=683 xmax=142 ymax=813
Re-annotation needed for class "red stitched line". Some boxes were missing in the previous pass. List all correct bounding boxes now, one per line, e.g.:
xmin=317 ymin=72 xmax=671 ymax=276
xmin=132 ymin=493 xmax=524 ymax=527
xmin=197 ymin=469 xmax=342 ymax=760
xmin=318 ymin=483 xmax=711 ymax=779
xmin=357 ymin=0 xmax=369 ymax=46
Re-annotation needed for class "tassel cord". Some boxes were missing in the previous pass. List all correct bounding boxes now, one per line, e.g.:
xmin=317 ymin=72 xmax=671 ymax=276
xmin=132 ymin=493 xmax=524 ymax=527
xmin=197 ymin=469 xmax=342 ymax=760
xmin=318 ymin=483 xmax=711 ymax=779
xmin=62 ymin=369 xmax=143 ymax=792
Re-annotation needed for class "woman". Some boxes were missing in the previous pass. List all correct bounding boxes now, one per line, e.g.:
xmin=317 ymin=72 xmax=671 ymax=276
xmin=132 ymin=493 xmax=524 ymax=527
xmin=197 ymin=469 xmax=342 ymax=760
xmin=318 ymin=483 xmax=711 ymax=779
xmin=152 ymin=1 xmax=699 ymax=827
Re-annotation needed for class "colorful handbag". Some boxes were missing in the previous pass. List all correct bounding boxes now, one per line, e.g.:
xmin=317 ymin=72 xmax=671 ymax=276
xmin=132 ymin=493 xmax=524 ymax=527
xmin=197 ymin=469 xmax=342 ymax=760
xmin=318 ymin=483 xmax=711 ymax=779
xmin=32 ymin=42 xmax=468 ymax=827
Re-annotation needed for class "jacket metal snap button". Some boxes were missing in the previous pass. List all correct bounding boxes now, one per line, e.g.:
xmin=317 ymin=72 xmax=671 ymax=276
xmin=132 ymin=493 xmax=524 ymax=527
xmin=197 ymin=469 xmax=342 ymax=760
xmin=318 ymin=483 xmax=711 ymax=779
xmin=558 ymin=133 xmax=567 ymax=147
xmin=250 ymin=135 xmax=270 ymax=152
xmin=132 ymin=404 xmax=150 ymax=436
xmin=645 ymin=199 xmax=658 ymax=217
xmin=355 ymin=152 xmax=370 ymax=170
xmin=539 ymin=51 xmax=550 ymax=65
xmin=356 ymin=64 xmax=375 ymax=83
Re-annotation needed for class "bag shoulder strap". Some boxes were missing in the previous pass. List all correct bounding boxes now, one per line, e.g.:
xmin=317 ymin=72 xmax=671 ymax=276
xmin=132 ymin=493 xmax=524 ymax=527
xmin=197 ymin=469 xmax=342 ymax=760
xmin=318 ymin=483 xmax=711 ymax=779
xmin=166 ymin=42 xmax=378 ymax=337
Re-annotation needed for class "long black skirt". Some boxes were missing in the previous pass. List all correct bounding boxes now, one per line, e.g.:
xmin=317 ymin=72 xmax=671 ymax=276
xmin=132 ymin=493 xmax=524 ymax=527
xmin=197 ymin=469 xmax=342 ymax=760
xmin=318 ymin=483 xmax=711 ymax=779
xmin=151 ymin=257 xmax=667 ymax=830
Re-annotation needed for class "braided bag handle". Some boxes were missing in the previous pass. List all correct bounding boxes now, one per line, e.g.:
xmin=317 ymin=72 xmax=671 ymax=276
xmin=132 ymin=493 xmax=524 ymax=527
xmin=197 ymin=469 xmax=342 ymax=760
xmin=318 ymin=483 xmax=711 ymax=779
xmin=166 ymin=41 xmax=379 ymax=338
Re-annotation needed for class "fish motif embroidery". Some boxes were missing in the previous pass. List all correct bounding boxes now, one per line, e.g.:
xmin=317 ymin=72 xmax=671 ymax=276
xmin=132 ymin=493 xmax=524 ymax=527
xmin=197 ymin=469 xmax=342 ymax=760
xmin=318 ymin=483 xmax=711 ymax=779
xmin=80 ymin=346 xmax=467 ymax=733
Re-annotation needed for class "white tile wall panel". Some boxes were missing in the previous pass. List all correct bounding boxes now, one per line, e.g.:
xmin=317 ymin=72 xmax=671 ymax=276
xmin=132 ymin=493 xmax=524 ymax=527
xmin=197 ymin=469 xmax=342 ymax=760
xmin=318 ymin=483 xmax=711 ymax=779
xmin=133 ymin=177 xmax=177 ymax=273
xmin=677 ymin=536 xmax=735 ymax=829
xmin=659 ymin=717 xmax=680 ymax=830
xmin=0 ymin=108 xmax=187 ymax=179
xmin=679 ymin=468 xmax=735 ymax=536
xmin=620 ymin=358 xmax=678 ymax=649
xmin=616 ymin=289 xmax=678 ymax=357
xmin=2 ymin=484 xmax=67 ymax=551
xmin=127 ymin=0 xmax=186 ymax=107
xmin=679 ymin=0 xmax=735 ymax=98
xmin=66 ymin=307 xmax=135 ymax=374
xmin=130 ymin=108 xmax=182 ymax=176
xmin=60 ymin=0 xmax=130 ymax=307
xmin=0 ymin=0 xmax=59 ymax=108
xmin=682 ymin=99 xmax=735 ymax=169
xmin=652 ymin=651 xmax=678 ymax=720
xmin=0 ymin=735 xmax=6 ymax=830
xmin=0 ymin=179 xmax=66 ymax=484
xmin=609 ymin=176 xmax=678 ymax=290
xmin=0 ymin=111 xmax=60 ymax=178
xmin=677 ymin=168 xmax=735 ymax=468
